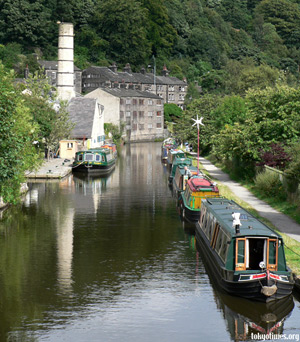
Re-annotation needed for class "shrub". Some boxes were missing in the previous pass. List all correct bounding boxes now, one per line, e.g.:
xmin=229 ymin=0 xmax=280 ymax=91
xmin=254 ymin=170 xmax=286 ymax=200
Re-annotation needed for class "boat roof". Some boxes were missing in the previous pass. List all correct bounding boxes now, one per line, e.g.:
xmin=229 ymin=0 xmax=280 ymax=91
xmin=188 ymin=176 xmax=218 ymax=192
xmin=170 ymin=149 xmax=185 ymax=155
xmin=176 ymin=165 xmax=201 ymax=176
xmin=77 ymin=148 xmax=110 ymax=154
xmin=202 ymin=198 xmax=281 ymax=238
xmin=172 ymin=157 xmax=192 ymax=166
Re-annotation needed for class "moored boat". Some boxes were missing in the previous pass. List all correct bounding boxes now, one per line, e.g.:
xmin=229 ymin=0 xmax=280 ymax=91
xmin=178 ymin=174 xmax=220 ymax=223
xmin=102 ymin=143 xmax=117 ymax=158
xmin=195 ymin=197 xmax=294 ymax=302
xmin=161 ymin=138 xmax=177 ymax=161
xmin=167 ymin=149 xmax=185 ymax=167
xmin=72 ymin=148 xmax=116 ymax=175
xmin=168 ymin=157 xmax=193 ymax=185
xmin=172 ymin=165 xmax=199 ymax=199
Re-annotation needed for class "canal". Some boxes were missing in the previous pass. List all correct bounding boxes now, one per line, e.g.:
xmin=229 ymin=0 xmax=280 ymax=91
xmin=0 ymin=142 xmax=299 ymax=342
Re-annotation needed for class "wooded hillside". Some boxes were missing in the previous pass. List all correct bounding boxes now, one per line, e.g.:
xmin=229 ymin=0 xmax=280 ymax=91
xmin=1 ymin=0 xmax=300 ymax=94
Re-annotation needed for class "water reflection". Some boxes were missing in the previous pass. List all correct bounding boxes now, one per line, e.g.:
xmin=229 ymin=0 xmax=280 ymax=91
xmin=192 ymin=234 xmax=295 ymax=341
xmin=0 ymin=142 xmax=299 ymax=342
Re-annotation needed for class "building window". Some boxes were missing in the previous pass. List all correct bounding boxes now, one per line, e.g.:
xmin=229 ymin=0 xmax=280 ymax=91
xmin=132 ymin=123 xmax=137 ymax=131
xmin=120 ymin=99 xmax=124 ymax=105
xmin=148 ymin=99 xmax=153 ymax=105
xmin=120 ymin=111 xmax=124 ymax=119
xmin=148 ymin=111 xmax=153 ymax=117
xmin=168 ymin=85 xmax=175 ymax=91
xmin=133 ymin=99 xmax=137 ymax=105
xmin=157 ymin=123 xmax=162 ymax=128
xmin=179 ymin=86 xmax=185 ymax=92
xmin=133 ymin=111 xmax=137 ymax=119
xmin=157 ymin=111 xmax=162 ymax=117
xmin=157 ymin=85 xmax=163 ymax=91
xmin=139 ymin=124 xmax=144 ymax=130
xmin=67 ymin=142 xmax=73 ymax=149
xmin=126 ymin=99 xmax=131 ymax=104
xmin=157 ymin=100 xmax=162 ymax=105
xmin=158 ymin=94 xmax=163 ymax=98
xmin=126 ymin=111 xmax=131 ymax=117
xmin=139 ymin=99 xmax=144 ymax=105
xmin=139 ymin=111 xmax=144 ymax=118
xmin=169 ymin=94 xmax=175 ymax=101
xmin=179 ymin=94 xmax=185 ymax=101
xmin=148 ymin=123 xmax=153 ymax=129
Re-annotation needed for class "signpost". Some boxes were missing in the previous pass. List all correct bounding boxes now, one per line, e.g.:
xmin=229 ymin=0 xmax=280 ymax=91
xmin=192 ymin=115 xmax=204 ymax=174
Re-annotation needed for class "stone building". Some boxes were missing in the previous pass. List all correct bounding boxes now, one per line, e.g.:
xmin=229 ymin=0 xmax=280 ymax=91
xmin=82 ymin=63 xmax=187 ymax=109
xmin=85 ymin=88 xmax=165 ymax=142
xmin=38 ymin=60 xmax=82 ymax=95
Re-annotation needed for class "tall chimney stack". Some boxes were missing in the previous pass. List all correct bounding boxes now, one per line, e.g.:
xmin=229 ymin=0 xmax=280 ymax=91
xmin=57 ymin=22 xmax=75 ymax=101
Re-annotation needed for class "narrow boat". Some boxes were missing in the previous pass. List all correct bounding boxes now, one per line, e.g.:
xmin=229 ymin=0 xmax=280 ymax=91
xmin=72 ymin=148 xmax=116 ymax=174
xmin=161 ymin=138 xmax=177 ymax=161
xmin=168 ymin=157 xmax=192 ymax=185
xmin=172 ymin=165 xmax=199 ymax=199
xmin=195 ymin=197 xmax=294 ymax=302
xmin=102 ymin=143 xmax=117 ymax=158
xmin=178 ymin=175 xmax=220 ymax=223
xmin=167 ymin=149 xmax=185 ymax=168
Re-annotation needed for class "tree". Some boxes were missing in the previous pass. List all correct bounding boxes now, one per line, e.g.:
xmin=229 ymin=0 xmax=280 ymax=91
xmin=0 ymin=0 xmax=51 ymax=49
xmin=0 ymin=64 xmax=41 ymax=203
xmin=93 ymin=0 xmax=151 ymax=66
xmin=174 ymin=94 xmax=222 ymax=154
xmin=255 ymin=0 xmax=300 ymax=46
xmin=164 ymin=103 xmax=183 ymax=122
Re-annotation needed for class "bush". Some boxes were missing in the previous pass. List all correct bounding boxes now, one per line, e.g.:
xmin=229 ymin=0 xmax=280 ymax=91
xmin=254 ymin=170 xmax=286 ymax=200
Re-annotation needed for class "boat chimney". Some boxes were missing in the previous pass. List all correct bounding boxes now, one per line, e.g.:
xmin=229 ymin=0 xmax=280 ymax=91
xmin=232 ymin=212 xmax=241 ymax=234
xmin=57 ymin=22 xmax=75 ymax=101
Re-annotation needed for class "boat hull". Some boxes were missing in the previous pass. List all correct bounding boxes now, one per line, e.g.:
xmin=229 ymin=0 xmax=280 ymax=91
xmin=179 ymin=200 xmax=199 ymax=224
xmin=195 ymin=222 xmax=294 ymax=302
xmin=72 ymin=162 xmax=115 ymax=175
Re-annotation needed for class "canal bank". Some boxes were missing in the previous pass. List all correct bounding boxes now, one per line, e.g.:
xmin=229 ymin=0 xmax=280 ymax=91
xmin=25 ymin=158 xmax=73 ymax=179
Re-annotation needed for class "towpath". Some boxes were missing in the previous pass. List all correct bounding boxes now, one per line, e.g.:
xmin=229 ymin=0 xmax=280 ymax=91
xmin=198 ymin=157 xmax=300 ymax=243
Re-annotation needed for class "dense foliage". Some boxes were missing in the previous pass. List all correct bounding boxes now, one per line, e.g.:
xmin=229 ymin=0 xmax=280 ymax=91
xmin=0 ymin=65 xmax=73 ymax=203
xmin=1 ymin=0 xmax=300 ymax=88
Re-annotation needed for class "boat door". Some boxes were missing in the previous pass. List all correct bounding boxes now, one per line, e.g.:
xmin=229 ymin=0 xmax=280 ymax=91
xmin=235 ymin=238 xmax=246 ymax=271
xmin=267 ymin=239 xmax=278 ymax=271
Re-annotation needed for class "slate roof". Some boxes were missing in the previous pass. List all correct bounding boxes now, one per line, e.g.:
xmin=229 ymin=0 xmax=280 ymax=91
xmin=100 ymin=87 xmax=163 ymax=99
xmin=83 ymin=66 xmax=186 ymax=85
xmin=38 ymin=60 xmax=81 ymax=71
xmin=67 ymin=98 xmax=96 ymax=139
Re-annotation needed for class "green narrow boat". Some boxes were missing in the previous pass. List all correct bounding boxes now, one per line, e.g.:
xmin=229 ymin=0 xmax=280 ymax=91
xmin=195 ymin=198 xmax=294 ymax=302
xmin=72 ymin=148 xmax=116 ymax=175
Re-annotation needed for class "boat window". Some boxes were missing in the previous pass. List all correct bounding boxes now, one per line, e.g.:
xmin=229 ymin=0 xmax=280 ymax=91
xmin=267 ymin=239 xmax=278 ymax=271
xmin=95 ymin=155 xmax=101 ymax=161
xmin=211 ymin=223 xmax=220 ymax=249
xmin=215 ymin=230 xmax=224 ymax=255
xmin=248 ymin=238 xmax=266 ymax=270
xmin=78 ymin=154 xmax=83 ymax=161
xmin=85 ymin=153 xmax=94 ymax=161
xmin=102 ymin=156 xmax=105 ymax=162
xmin=235 ymin=238 xmax=246 ymax=271
xmin=219 ymin=233 xmax=230 ymax=262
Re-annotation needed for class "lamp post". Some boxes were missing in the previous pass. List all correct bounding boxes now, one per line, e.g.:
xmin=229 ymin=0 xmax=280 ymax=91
xmin=192 ymin=115 xmax=204 ymax=174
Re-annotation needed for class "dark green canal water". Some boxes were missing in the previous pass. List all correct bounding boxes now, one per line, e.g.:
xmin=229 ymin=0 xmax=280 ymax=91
xmin=0 ymin=142 xmax=299 ymax=342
